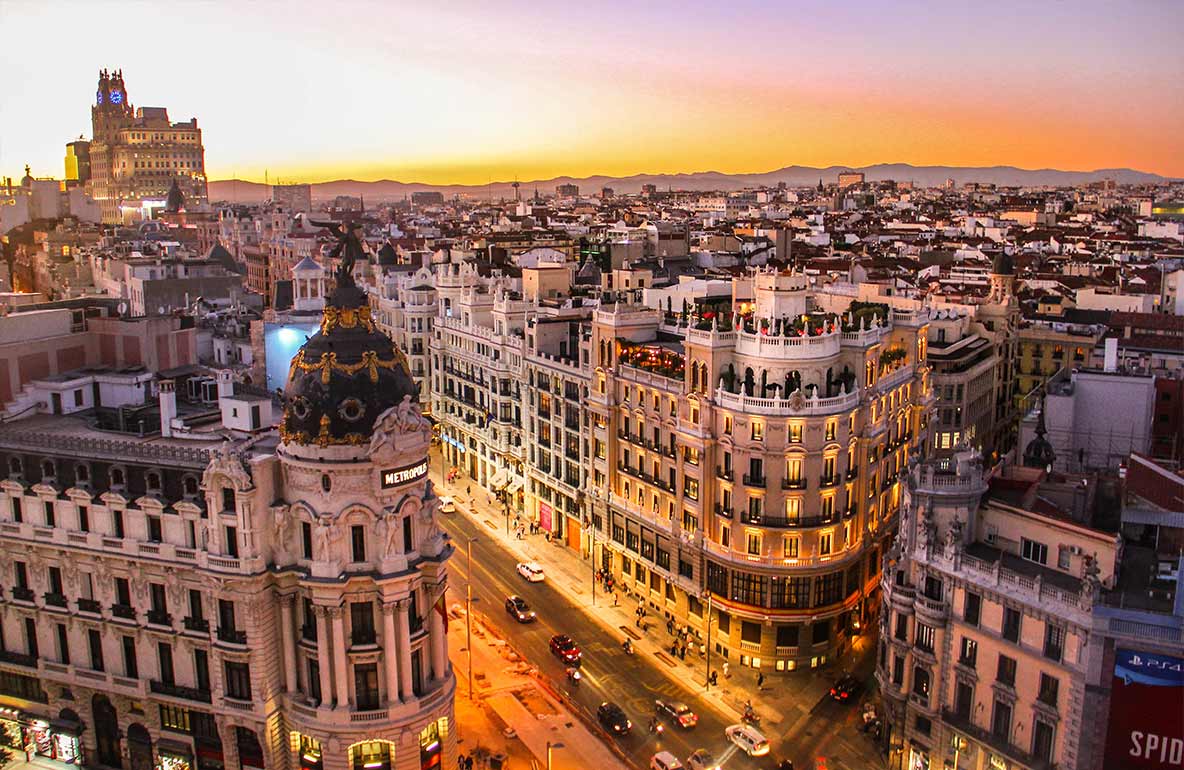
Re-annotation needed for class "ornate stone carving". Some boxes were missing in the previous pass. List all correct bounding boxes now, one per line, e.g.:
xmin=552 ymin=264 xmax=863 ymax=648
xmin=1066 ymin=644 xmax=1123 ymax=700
xmin=376 ymin=509 xmax=401 ymax=558
xmin=944 ymin=518 xmax=964 ymax=558
xmin=1080 ymin=554 xmax=1102 ymax=607
xmin=312 ymin=516 xmax=339 ymax=559
xmin=368 ymin=395 xmax=431 ymax=464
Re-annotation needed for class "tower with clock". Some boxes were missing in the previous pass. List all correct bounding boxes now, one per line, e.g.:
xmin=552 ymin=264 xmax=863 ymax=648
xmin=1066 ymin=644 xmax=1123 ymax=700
xmin=91 ymin=68 xmax=131 ymax=144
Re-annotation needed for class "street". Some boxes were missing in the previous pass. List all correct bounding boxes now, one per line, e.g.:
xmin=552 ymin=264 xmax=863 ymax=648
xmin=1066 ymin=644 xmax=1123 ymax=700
xmin=439 ymin=493 xmax=883 ymax=770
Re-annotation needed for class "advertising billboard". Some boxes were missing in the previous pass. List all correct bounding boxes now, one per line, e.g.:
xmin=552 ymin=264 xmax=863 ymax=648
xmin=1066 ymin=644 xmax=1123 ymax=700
xmin=1103 ymin=648 xmax=1184 ymax=769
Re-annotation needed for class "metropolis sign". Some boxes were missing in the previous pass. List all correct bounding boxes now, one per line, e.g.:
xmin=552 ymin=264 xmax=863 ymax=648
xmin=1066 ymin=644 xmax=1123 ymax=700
xmin=381 ymin=460 xmax=429 ymax=489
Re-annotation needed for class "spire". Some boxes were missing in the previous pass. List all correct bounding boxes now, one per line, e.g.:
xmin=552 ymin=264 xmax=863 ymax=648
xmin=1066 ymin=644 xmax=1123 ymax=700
xmin=1023 ymin=391 xmax=1057 ymax=470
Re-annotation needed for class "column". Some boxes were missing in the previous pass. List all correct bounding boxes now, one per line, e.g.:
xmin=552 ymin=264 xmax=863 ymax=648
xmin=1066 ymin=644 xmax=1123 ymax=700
xmin=429 ymin=588 xmax=447 ymax=681
xmin=329 ymin=606 xmax=350 ymax=708
xmin=314 ymin=607 xmax=333 ymax=707
xmin=381 ymin=603 xmax=401 ymax=704
xmin=396 ymin=599 xmax=414 ymax=700
xmin=279 ymin=594 xmax=298 ymax=694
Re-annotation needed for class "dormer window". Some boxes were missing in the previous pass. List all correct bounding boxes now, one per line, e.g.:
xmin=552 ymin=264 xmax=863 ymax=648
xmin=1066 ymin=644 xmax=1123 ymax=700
xmin=146 ymin=472 xmax=162 ymax=493
xmin=76 ymin=464 xmax=91 ymax=484
xmin=9 ymin=458 xmax=22 ymax=477
xmin=42 ymin=460 xmax=56 ymax=480
xmin=110 ymin=467 xmax=125 ymax=488
xmin=182 ymin=476 xmax=199 ymax=498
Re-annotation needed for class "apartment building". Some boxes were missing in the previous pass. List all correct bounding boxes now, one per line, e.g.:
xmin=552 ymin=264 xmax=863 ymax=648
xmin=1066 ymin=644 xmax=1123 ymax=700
xmin=586 ymin=269 xmax=933 ymax=670
xmin=430 ymin=263 xmax=528 ymax=505
xmin=371 ymin=264 xmax=437 ymax=403
xmin=0 ymin=268 xmax=456 ymax=770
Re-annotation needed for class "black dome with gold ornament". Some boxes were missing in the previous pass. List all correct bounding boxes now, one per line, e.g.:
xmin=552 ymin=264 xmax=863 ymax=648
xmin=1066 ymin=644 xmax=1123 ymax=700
xmin=280 ymin=223 xmax=417 ymax=447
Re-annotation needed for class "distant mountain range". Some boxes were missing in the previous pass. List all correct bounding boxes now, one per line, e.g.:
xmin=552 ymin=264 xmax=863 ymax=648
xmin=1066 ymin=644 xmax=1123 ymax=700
xmin=208 ymin=163 xmax=1174 ymax=204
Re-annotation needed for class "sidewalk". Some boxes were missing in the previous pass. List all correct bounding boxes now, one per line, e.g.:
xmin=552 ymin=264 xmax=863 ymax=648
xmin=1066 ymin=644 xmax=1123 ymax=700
xmin=435 ymin=459 xmax=883 ymax=763
xmin=449 ymin=595 xmax=627 ymax=770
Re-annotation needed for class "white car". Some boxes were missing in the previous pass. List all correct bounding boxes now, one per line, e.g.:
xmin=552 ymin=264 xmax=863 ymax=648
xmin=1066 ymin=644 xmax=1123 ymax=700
xmin=725 ymin=724 xmax=770 ymax=757
xmin=439 ymin=496 xmax=455 ymax=514
xmin=650 ymin=752 xmax=683 ymax=770
xmin=685 ymin=750 xmax=719 ymax=770
xmin=516 ymin=562 xmax=545 ymax=582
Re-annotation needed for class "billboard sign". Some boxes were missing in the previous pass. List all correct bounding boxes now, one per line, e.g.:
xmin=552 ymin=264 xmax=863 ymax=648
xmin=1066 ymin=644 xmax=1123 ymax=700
xmin=1103 ymin=648 xmax=1184 ymax=769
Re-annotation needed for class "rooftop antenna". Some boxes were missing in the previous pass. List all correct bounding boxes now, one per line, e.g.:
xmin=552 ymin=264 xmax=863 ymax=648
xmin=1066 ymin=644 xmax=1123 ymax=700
xmin=512 ymin=178 xmax=521 ymax=202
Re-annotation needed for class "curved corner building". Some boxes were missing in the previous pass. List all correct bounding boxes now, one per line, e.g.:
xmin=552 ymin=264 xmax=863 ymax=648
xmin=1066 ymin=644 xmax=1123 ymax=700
xmin=588 ymin=269 xmax=933 ymax=671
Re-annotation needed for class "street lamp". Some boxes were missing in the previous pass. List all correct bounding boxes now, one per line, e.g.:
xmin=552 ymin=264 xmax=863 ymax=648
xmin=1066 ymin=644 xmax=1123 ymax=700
xmin=546 ymin=741 xmax=565 ymax=770
xmin=459 ymin=535 xmax=477 ymax=700
xmin=701 ymin=590 xmax=715 ymax=691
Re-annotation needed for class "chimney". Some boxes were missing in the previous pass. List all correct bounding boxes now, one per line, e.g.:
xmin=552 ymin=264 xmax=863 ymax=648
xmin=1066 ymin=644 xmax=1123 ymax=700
xmin=1103 ymin=337 xmax=1118 ymax=372
xmin=159 ymin=379 xmax=176 ymax=438
xmin=217 ymin=369 xmax=234 ymax=400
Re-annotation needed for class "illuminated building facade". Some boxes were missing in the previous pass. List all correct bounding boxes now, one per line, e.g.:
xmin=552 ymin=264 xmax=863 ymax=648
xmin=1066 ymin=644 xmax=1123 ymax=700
xmin=86 ymin=69 xmax=208 ymax=224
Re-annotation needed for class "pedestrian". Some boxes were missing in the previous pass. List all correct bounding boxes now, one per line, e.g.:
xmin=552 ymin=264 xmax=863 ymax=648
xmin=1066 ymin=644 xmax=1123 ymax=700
xmin=757 ymin=672 xmax=765 ymax=689
xmin=613 ymin=593 xmax=619 ymax=607
xmin=465 ymin=756 xmax=474 ymax=770
xmin=671 ymin=642 xmax=678 ymax=656
xmin=680 ymin=644 xmax=687 ymax=660
xmin=636 ymin=616 xmax=641 ymax=628
xmin=458 ymin=754 xmax=466 ymax=770
xmin=667 ymin=619 xmax=675 ymax=635
xmin=723 ymin=661 xmax=730 ymax=678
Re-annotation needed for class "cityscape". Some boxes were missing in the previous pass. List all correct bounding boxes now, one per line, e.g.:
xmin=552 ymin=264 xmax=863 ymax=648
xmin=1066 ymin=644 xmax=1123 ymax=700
xmin=0 ymin=5 xmax=1182 ymax=770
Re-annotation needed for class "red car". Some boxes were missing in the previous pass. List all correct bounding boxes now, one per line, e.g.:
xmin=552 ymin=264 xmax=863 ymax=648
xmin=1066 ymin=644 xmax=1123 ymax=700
xmin=549 ymin=634 xmax=581 ymax=664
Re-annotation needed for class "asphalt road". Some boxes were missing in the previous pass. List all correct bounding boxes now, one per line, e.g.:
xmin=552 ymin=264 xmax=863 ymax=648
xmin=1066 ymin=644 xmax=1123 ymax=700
xmin=442 ymin=510 xmax=778 ymax=770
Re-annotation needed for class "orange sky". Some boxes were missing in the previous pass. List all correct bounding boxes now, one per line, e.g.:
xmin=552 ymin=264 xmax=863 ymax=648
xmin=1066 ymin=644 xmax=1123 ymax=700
xmin=2 ymin=0 xmax=1181 ymax=184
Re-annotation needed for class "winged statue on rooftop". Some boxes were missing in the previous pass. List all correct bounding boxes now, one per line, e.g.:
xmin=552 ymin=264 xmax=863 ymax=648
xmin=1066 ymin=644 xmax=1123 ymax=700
xmin=311 ymin=219 xmax=367 ymax=286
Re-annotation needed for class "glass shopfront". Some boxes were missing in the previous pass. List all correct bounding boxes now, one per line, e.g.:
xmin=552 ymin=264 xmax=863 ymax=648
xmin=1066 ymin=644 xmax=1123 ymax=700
xmin=909 ymin=746 xmax=931 ymax=770
xmin=350 ymin=741 xmax=393 ymax=770
xmin=0 ymin=710 xmax=82 ymax=765
xmin=156 ymin=740 xmax=195 ymax=770
xmin=298 ymin=735 xmax=322 ymax=770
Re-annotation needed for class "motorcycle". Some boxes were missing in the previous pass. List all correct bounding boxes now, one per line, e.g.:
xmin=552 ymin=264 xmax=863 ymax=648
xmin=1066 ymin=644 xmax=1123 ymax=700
xmin=742 ymin=705 xmax=761 ymax=727
xmin=565 ymin=667 xmax=581 ymax=685
xmin=647 ymin=717 xmax=664 ymax=735
xmin=622 ymin=640 xmax=634 ymax=655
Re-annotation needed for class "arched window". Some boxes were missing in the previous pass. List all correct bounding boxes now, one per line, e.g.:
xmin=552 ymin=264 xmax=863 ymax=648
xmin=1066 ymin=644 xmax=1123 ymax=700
xmin=146 ymin=472 xmax=161 ymax=491
xmin=76 ymin=464 xmax=90 ymax=483
xmin=9 ymin=457 xmax=22 ymax=475
xmin=42 ymin=460 xmax=56 ymax=479
xmin=182 ymin=476 xmax=199 ymax=497
xmin=110 ymin=467 xmax=125 ymax=487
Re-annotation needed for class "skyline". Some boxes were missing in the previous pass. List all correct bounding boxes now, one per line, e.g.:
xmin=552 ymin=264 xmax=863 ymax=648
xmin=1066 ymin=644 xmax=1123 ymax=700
xmin=2 ymin=0 xmax=1183 ymax=185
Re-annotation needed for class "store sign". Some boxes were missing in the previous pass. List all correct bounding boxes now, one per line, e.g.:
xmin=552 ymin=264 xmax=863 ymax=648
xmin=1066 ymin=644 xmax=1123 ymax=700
xmin=1103 ymin=649 xmax=1184 ymax=769
xmin=381 ymin=460 xmax=429 ymax=488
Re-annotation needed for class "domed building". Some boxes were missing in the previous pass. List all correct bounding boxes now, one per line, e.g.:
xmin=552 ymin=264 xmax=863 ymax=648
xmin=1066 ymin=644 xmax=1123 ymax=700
xmin=265 ymin=238 xmax=456 ymax=770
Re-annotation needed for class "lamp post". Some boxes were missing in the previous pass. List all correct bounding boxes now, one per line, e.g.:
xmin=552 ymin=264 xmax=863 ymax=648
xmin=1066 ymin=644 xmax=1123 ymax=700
xmin=546 ymin=741 xmax=565 ymax=770
xmin=463 ymin=536 xmax=476 ymax=700
xmin=703 ymin=590 xmax=714 ymax=691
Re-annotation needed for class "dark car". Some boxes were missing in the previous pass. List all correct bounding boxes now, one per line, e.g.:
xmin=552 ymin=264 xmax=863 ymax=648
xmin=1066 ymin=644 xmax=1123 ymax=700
xmin=655 ymin=699 xmax=698 ymax=728
xmin=597 ymin=702 xmax=632 ymax=734
xmin=549 ymin=634 xmax=581 ymax=664
xmin=504 ymin=595 xmax=536 ymax=623
xmin=829 ymin=674 xmax=862 ymax=702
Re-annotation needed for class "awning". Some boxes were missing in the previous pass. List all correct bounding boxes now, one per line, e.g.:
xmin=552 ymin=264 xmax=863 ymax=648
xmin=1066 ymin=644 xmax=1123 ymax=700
xmin=506 ymin=481 xmax=523 ymax=495
xmin=489 ymin=470 xmax=509 ymax=489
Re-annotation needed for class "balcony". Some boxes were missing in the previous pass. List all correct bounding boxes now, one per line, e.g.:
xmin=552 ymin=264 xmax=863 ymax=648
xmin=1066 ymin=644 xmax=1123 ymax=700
xmin=717 ymin=467 xmax=734 ymax=482
xmin=819 ymin=475 xmax=840 ymax=489
xmin=183 ymin=616 xmax=210 ymax=633
xmin=216 ymin=628 xmax=247 ymax=645
xmin=77 ymin=598 xmax=102 ymax=614
xmin=12 ymin=586 xmax=34 ymax=602
xmin=44 ymin=592 xmax=68 ymax=608
xmin=713 ymin=504 xmax=734 ymax=518
xmin=781 ymin=478 xmax=807 ymax=490
xmin=0 ymin=649 xmax=38 ymax=668
xmin=150 ymin=680 xmax=212 ymax=703
xmin=741 ymin=512 xmax=839 ymax=529
xmin=742 ymin=474 xmax=766 ymax=489
xmin=941 ymin=709 xmax=1053 ymax=770
xmin=111 ymin=603 xmax=137 ymax=620
xmin=148 ymin=610 xmax=173 ymax=627
xmin=915 ymin=595 xmax=949 ymax=623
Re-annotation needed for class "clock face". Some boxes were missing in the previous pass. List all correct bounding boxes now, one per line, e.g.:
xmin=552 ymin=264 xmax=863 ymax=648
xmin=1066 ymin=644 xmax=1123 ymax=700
xmin=96 ymin=89 xmax=104 ymax=105
xmin=109 ymin=90 xmax=123 ymax=105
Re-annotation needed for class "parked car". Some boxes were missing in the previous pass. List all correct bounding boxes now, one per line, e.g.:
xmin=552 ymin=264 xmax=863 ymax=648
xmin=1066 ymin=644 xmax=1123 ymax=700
xmin=516 ymin=562 xmax=545 ymax=582
xmin=597 ymin=702 xmax=632 ymax=735
xmin=655 ymin=699 xmax=698 ymax=728
xmin=829 ymin=674 xmax=862 ymax=702
xmin=439 ymin=496 xmax=455 ymax=514
xmin=650 ymin=752 xmax=683 ymax=770
xmin=685 ymin=750 xmax=719 ymax=770
xmin=504 ymin=595 xmax=536 ymax=623
xmin=724 ymin=724 xmax=770 ymax=757
xmin=549 ymin=634 xmax=581 ymax=664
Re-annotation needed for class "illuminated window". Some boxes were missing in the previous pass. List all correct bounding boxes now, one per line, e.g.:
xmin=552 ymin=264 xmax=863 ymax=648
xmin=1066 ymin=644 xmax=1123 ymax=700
xmin=785 ymin=498 xmax=801 ymax=521
xmin=783 ymin=536 xmax=800 ymax=558
xmin=751 ymin=421 xmax=764 ymax=441
xmin=789 ymin=423 xmax=802 ymax=443
xmin=819 ymin=531 xmax=833 ymax=556
xmin=825 ymin=419 xmax=837 ymax=441
xmin=723 ymin=415 xmax=733 ymax=435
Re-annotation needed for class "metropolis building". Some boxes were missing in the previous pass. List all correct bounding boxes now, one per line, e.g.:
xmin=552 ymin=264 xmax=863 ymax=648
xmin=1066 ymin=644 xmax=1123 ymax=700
xmin=0 ymin=245 xmax=455 ymax=770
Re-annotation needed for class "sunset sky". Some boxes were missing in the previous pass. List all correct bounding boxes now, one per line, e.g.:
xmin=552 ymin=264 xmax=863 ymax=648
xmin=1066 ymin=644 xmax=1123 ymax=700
xmin=1 ymin=0 xmax=1181 ymax=185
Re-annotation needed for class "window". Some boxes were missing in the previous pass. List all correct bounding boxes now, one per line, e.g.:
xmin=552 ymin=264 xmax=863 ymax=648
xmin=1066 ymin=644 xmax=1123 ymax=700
xmin=954 ymin=680 xmax=973 ymax=719
xmin=750 ymin=421 xmax=763 ymax=441
xmin=218 ymin=599 xmax=237 ymax=633
xmin=302 ymin=522 xmax=313 ymax=558
xmin=723 ymin=415 xmax=732 ymax=435
xmin=307 ymin=660 xmax=322 ymax=704
xmin=912 ymin=666 xmax=931 ymax=699
xmin=915 ymin=623 xmax=935 ymax=653
xmin=746 ymin=532 xmax=761 ymax=556
xmin=892 ymin=655 xmax=904 ymax=686
xmin=683 ymin=476 xmax=699 ymax=500
xmin=221 ymin=488 xmax=235 ymax=513
xmin=78 ymin=505 xmax=89 ymax=532
xmin=812 ymin=620 xmax=830 ymax=644
xmin=1033 ymin=720 xmax=1056 ymax=763
xmin=825 ymin=419 xmax=837 ymax=441
xmin=88 ymin=628 xmax=104 ymax=672
xmin=56 ymin=624 xmax=70 ymax=665
xmin=786 ymin=497 xmax=801 ymax=521
xmin=784 ymin=535 xmax=800 ymax=558
xmin=789 ymin=423 xmax=802 ymax=443
xmin=1002 ymin=607 xmax=1021 ymax=643
xmin=224 ymin=661 xmax=252 ymax=701
xmin=158 ymin=642 xmax=175 ymax=685
xmin=194 ymin=649 xmax=209 ymax=692
xmin=959 ymin=637 xmax=978 ymax=668
xmin=1043 ymin=625 xmax=1064 ymax=662
xmin=894 ymin=613 xmax=908 ymax=642
xmin=44 ymin=501 xmax=55 ymax=527
xmin=991 ymin=700 xmax=1012 ymax=741
xmin=1038 ymin=673 xmax=1059 ymax=707
xmin=354 ymin=663 xmax=380 ymax=709
xmin=351 ymin=525 xmax=366 ymax=562
xmin=112 ymin=509 xmax=125 ymax=538
xmin=819 ymin=531 xmax=833 ymax=556
xmin=964 ymin=592 xmax=981 ymax=626
xmin=225 ymin=526 xmax=238 ymax=557
xmin=997 ymin=654 xmax=1017 ymax=687
xmin=813 ymin=572 xmax=843 ymax=607
xmin=122 ymin=636 xmax=137 ymax=679
xmin=147 ymin=516 xmax=162 ymax=543
xmin=776 ymin=625 xmax=799 ymax=647
xmin=350 ymin=602 xmax=376 ymax=645
xmin=1021 ymin=538 xmax=1048 ymax=565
